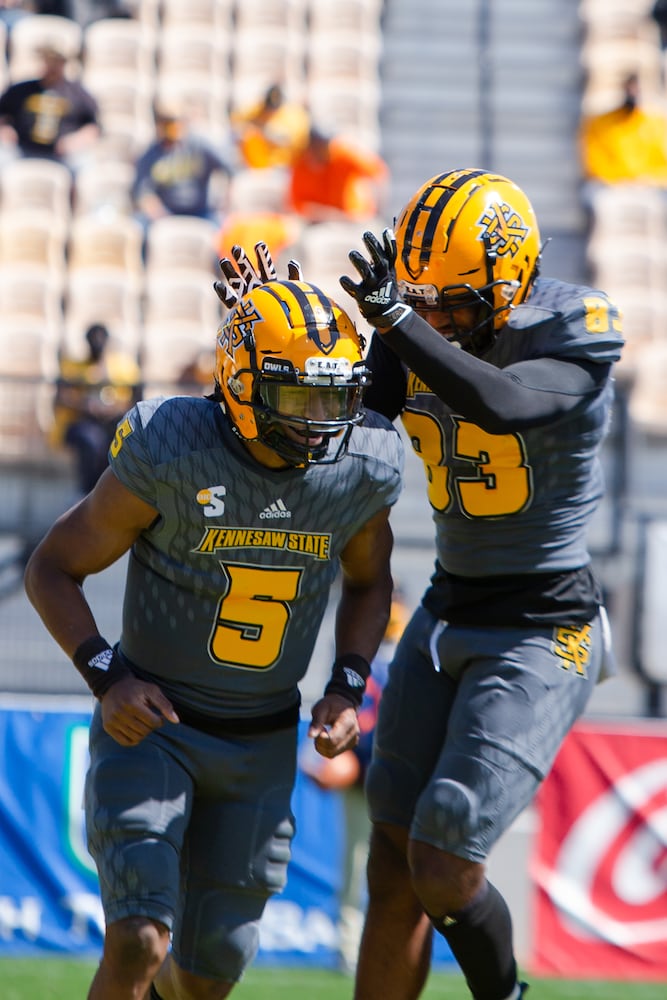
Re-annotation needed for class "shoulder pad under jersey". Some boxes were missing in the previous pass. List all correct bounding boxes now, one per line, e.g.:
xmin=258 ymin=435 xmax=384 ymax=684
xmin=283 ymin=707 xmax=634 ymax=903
xmin=504 ymin=277 xmax=624 ymax=365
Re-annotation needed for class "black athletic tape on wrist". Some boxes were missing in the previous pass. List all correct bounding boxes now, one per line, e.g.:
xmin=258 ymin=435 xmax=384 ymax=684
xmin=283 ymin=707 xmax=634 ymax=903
xmin=323 ymin=653 xmax=371 ymax=708
xmin=72 ymin=636 xmax=133 ymax=699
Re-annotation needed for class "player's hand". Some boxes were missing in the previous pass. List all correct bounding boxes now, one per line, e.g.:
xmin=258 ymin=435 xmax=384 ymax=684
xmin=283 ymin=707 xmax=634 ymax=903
xmin=340 ymin=228 xmax=412 ymax=331
xmin=308 ymin=693 xmax=360 ymax=758
xmin=214 ymin=243 xmax=307 ymax=308
xmin=100 ymin=675 xmax=180 ymax=747
xmin=214 ymin=241 xmax=278 ymax=308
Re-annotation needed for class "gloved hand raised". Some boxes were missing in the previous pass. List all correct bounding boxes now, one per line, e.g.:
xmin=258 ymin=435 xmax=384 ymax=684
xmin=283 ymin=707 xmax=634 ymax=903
xmin=340 ymin=228 xmax=412 ymax=331
xmin=214 ymin=241 xmax=304 ymax=309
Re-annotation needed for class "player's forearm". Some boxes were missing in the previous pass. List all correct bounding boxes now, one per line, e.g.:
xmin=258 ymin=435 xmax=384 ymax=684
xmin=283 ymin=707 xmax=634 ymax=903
xmin=334 ymin=573 xmax=393 ymax=666
xmin=384 ymin=311 xmax=602 ymax=432
xmin=24 ymin=554 xmax=100 ymax=659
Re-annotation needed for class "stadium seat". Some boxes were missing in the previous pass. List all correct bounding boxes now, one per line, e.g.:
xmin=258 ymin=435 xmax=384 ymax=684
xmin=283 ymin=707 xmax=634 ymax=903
xmin=140 ymin=318 xmax=214 ymax=392
xmin=154 ymin=71 xmax=230 ymax=146
xmin=82 ymin=17 xmax=156 ymax=81
xmin=67 ymin=214 xmax=144 ymax=279
xmin=144 ymin=215 xmax=220 ymax=276
xmin=234 ymin=0 xmax=307 ymax=34
xmin=0 ymin=208 xmax=68 ymax=276
xmin=230 ymin=29 xmax=306 ymax=105
xmin=82 ymin=68 xmax=155 ymax=146
xmin=63 ymin=268 xmax=143 ymax=356
xmin=0 ymin=263 xmax=65 ymax=332
xmin=0 ymin=158 xmax=72 ymax=218
xmin=227 ymin=167 xmax=290 ymax=213
xmin=157 ymin=24 xmax=230 ymax=78
xmin=73 ymin=159 xmax=136 ymax=217
xmin=305 ymin=30 xmax=383 ymax=89
xmin=142 ymin=269 xmax=222 ymax=331
xmin=629 ymin=340 xmax=667 ymax=437
xmin=0 ymin=318 xmax=60 ymax=379
xmin=307 ymin=0 xmax=383 ymax=35
xmin=8 ymin=14 xmax=83 ymax=81
xmin=160 ymin=0 xmax=234 ymax=34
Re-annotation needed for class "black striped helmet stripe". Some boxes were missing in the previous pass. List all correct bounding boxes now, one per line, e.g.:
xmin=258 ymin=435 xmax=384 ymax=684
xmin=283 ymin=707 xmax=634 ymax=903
xmin=402 ymin=168 xmax=488 ymax=271
xmin=264 ymin=281 xmax=337 ymax=332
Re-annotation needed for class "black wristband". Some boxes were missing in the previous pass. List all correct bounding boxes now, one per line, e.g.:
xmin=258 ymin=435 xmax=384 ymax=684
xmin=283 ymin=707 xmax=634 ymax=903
xmin=72 ymin=636 xmax=133 ymax=699
xmin=323 ymin=653 xmax=371 ymax=709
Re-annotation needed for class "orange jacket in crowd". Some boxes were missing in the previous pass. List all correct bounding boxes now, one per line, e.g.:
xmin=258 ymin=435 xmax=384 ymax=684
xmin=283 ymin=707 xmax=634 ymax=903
xmin=288 ymin=130 xmax=389 ymax=221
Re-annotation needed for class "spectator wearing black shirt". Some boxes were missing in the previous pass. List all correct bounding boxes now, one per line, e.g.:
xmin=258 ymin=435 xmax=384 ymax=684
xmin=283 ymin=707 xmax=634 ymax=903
xmin=0 ymin=37 xmax=99 ymax=169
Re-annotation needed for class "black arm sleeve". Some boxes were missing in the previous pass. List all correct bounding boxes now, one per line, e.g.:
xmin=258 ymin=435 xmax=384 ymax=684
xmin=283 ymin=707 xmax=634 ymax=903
xmin=381 ymin=311 xmax=611 ymax=433
xmin=362 ymin=331 xmax=408 ymax=421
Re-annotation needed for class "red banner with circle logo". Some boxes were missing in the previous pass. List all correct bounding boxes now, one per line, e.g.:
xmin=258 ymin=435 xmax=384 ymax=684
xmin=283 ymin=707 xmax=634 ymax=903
xmin=531 ymin=720 xmax=667 ymax=980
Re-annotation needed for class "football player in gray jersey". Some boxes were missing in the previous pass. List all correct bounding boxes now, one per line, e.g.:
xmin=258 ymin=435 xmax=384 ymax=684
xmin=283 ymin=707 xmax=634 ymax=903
xmin=340 ymin=169 xmax=625 ymax=1000
xmin=24 ymin=244 xmax=403 ymax=1000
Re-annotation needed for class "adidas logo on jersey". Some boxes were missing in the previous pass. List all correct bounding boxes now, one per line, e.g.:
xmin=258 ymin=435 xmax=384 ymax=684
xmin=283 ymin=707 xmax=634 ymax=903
xmin=259 ymin=498 xmax=292 ymax=519
xmin=364 ymin=281 xmax=393 ymax=305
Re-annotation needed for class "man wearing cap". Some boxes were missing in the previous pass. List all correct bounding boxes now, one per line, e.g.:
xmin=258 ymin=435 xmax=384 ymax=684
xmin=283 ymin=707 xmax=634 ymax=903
xmin=131 ymin=99 xmax=234 ymax=230
xmin=0 ymin=37 xmax=99 ymax=167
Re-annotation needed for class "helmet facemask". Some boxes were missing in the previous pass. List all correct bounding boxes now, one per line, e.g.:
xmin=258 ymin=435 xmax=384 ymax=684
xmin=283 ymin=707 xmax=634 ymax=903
xmin=253 ymin=357 xmax=369 ymax=465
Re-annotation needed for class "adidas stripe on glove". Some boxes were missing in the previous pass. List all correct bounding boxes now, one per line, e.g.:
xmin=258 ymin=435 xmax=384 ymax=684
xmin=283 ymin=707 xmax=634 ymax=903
xmin=340 ymin=228 xmax=412 ymax=331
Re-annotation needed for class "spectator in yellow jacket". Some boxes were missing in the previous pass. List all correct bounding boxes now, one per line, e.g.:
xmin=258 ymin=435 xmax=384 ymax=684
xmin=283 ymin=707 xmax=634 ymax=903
xmin=231 ymin=83 xmax=310 ymax=169
xmin=579 ymin=73 xmax=667 ymax=202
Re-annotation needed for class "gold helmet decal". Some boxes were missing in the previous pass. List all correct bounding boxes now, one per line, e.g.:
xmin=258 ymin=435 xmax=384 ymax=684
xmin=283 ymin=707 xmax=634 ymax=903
xmin=476 ymin=201 xmax=530 ymax=259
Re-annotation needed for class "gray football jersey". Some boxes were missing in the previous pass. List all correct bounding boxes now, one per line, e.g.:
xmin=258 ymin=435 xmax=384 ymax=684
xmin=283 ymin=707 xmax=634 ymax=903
xmin=401 ymin=277 xmax=624 ymax=576
xmin=108 ymin=397 xmax=403 ymax=716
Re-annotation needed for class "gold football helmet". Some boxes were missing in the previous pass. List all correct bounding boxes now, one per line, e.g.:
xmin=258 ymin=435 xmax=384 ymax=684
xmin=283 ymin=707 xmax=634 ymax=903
xmin=215 ymin=280 xmax=369 ymax=465
xmin=395 ymin=168 xmax=542 ymax=353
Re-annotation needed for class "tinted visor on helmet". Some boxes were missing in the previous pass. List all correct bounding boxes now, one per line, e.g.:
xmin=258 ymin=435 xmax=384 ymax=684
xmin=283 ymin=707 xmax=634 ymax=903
xmin=259 ymin=382 xmax=364 ymax=426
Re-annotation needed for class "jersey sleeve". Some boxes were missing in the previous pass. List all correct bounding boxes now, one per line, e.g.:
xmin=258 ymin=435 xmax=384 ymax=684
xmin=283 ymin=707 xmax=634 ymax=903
xmin=362 ymin=332 xmax=407 ymax=420
xmin=350 ymin=409 xmax=404 ymax=510
xmin=108 ymin=399 xmax=164 ymax=507
xmin=508 ymin=279 xmax=625 ymax=365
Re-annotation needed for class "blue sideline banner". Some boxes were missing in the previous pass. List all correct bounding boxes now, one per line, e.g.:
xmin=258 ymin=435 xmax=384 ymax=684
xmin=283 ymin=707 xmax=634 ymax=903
xmin=0 ymin=701 xmax=344 ymax=964
xmin=0 ymin=701 xmax=454 ymax=968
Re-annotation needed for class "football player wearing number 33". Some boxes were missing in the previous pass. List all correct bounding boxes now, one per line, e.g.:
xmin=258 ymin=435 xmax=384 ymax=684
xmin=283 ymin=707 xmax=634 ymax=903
xmin=24 ymin=243 xmax=404 ymax=1000
xmin=339 ymin=169 xmax=625 ymax=1000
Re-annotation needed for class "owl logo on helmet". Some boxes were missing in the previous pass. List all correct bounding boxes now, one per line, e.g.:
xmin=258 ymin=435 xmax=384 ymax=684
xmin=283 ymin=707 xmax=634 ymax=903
xmin=215 ymin=280 xmax=370 ymax=466
xmin=394 ymin=168 xmax=542 ymax=354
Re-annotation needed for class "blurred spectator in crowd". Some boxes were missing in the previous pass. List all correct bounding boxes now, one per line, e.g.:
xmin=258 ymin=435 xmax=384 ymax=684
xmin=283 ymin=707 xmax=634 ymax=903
xmin=50 ymin=323 xmax=141 ymax=495
xmin=288 ymin=125 xmax=389 ymax=223
xmin=231 ymin=82 xmax=310 ymax=169
xmin=299 ymin=586 xmax=409 ymax=973
xmin=0 ymin=36 xmax=99 ymax=169
xmin=652 ymin=0 xmax=667 ymax=49
xmin=131 ymin=100 xmax=234 ymax=231
xmin=176 ymin=347 xmax=215 ymax=395
xmin=579 ymin=72 xmax=667 ymax=207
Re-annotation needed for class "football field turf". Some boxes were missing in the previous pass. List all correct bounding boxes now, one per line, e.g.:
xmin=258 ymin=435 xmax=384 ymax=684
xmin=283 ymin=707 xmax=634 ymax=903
xmin=2 ymin=961 xmax=666 ymax=999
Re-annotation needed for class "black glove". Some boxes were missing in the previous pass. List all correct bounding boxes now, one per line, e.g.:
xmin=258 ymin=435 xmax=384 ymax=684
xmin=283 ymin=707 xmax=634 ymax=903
xmin=340 ymin=228 xmax=412 ymax=331
xmin=214 ymin=242 xmax=305 ymax=309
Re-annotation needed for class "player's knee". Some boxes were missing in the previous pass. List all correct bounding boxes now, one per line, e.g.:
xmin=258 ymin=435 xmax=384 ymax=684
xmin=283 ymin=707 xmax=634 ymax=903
xmin=193 ymin=920 xmax=260 ymax=982
xmin=104 ymin=916 xmax=169 ymax=980
xmin=416 ymin=778 xmax=480 ymax=853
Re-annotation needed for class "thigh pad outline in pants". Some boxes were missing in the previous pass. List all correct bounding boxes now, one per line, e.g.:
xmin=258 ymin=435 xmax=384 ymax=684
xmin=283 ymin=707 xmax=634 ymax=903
xmin=410 ymin=618 xmax=603 ymax=861
xmin=85 ymin=710 xmax=193 ymax=931
xmin=171 ymin=725 xmax=298 ymax=981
